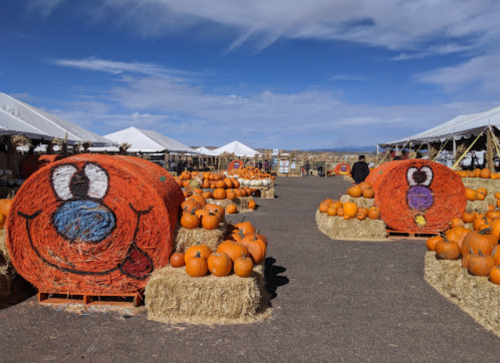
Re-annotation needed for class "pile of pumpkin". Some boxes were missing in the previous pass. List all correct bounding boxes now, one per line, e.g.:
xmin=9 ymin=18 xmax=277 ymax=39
xmin=170 ymin=220 xmax=267 ymax=278
xmin=346 ymin=181 xmax=375 ymax=199
xmin=426 ymin=210 xmax=500 ymax=284
xmin=181 ymin=193 xmax=255 ymax=221
xmin=227 ymin=168 xmax=274 ymax=187
xmin=318 ymin=198 xmax=380 ymax=220
xmin=457 ymin=168 xmax=500 ymax=180
xmin=465 ymin=187 xmax=500 ymax=207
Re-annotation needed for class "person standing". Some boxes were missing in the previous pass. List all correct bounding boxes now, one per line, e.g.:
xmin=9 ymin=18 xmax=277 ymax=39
xmin=351 ymin=155 xmax=370 ymax=184
xmin=304 ymin=161 xmax=310 ymax=176
xmin=263 ymin=159 xmax=270 ymax=172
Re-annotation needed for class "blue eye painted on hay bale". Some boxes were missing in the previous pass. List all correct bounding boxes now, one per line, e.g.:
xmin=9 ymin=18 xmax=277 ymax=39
xmin=53 ymin=200 xmax=116 ymax=243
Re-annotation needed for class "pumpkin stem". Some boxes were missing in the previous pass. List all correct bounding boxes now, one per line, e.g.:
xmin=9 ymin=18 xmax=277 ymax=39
xmin=191 ymin=207 xmax=197 ymax=215
xmin=478 ymin=249 xmax=484 ymax=256
xmin=480 ymin=227 xmax=492 ymax=235
xmin=195 ymin=251 xmax=201 ymax=258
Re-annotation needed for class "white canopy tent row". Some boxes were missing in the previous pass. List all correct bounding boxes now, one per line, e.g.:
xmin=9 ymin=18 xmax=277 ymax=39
xmin=377 ymin=104 xmax=500 ymax=170
xmin=211 ymin=140 xmax=261 ymax=158
xmin=0 ymin=92 xmax=115 ymax=147
xmin=194 ymin=146 xmax=218 ymax=156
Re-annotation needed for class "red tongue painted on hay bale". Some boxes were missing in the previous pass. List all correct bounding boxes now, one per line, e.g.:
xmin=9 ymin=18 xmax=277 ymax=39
xmin=120 ymin=249 xmax=153 ymax=279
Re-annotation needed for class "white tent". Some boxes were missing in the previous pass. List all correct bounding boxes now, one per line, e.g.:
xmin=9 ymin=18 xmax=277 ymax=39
xmin=380 ymin=104 xmax=500 ymax=147
xmin=0 ymin=92 xmax=114 ymax=146
xmin=194 ymin=146 xmax=218 ymax=156
xmin=211 ymin=140 xmax=260 ymax=157
xmin=103 ymin=127 xmax=196 ymax=153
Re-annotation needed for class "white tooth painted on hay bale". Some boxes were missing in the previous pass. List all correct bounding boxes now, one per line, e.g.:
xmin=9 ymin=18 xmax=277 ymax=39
xmin=206 ymin=196 xmax=255 ymax=212
xmin=424 ymin=251 xmax=500 ymax=338
xmin=315 ymin=210 xmax=388 ymax=241
xmin=173 ymin=221 xmax=228 ymax=253
xmin=339 ymin=195 xmax=375 ymax=209
xmin=145 ymin=263 xmax=270 ymax=325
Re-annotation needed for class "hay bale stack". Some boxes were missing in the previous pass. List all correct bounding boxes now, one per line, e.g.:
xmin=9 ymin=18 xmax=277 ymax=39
xmin=145 ymin=264 xmax=269 ymax=324
xmin=340 ymin=195 xmax=374 ymax=209
xmin=6 ymin=154 xmax=184 ymax=295
xmin=462 ymin=178 xmax=500 ymax=206
xmin=260 ymin=188 xmax=275 ymax=199
xmin=424 ymin=251 xmax=500 ymax=338
xmin=315 ymin=210 xmax=388 ymax=241
xmin=206 ymin=196 xmax=254 ymax=212
xmin=375 ymin=160 xmax=466 ymax=234
xmin=173 ymin=221 xmax=228 ymax=253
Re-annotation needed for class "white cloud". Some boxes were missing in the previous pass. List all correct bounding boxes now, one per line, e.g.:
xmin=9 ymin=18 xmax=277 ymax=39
xmin=28 ymin=0 xmax=500 ymax=56
xmin=416 ymin=52 xmax=500 ymax=94
xmin=50 ymin=58 xmax=196 ymax=79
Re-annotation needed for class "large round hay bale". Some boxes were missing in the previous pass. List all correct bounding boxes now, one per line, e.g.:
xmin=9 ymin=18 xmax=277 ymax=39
xmin=375 ymin=160 xmax=466 ymax=233
xmin=228 ymin=159 xmax=244 ymax=171
xmin=5 ymin=154 xmax=184 ymax=295
xmin=365 ymin=161 xmax=400 ymax=193
xmin=334 ymin=163 xmax=351 ymax=176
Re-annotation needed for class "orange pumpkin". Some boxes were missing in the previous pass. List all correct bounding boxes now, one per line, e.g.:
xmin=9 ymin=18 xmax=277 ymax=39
xmin=426 ymin=235 xmax=444 ymax=251
xmin=240 ymin=233 xmax=266 ymax=264
xmin=216 ymin=240 xmax=250 ymax=262
xmin=180 ymin=209 xmax=200 ymax=229
xmin=445 ymin=227 xmax=471 ymax=249
xmin=207 ymin=252 xmax=233 ymax=277
xmin=213 ymin=188 xmax=227 ymax=200
xmin=184 ymin=244 xmax=213 ymax=263
xmin=461 ymin=229 xmax=498 ymax=257
xmin=489 ymin=265 xmax=500 ymax=285
xmin=347 ymin=186 xmax=362 ymax=198
xmin=202 ymin=212 xmax=220 ymax=230
xmin=233 ymin=254 xmax=254 ymax=277
xmin=343 ymin=202 xmax=358 ymax=218
xmin=185 ymin=252 xmax=208 ymax=277
xmin=227 ymin=204 xmax=237 ymax=214
xmin=468 ymin=250 xmax=495 ymax=276
xmin=248 ymin=200 xmax=256 ymax=210
xmin=435 ymin=239 xmax=461 ymax=260
xmin=170 ymin=252 xmax=185 ymax=268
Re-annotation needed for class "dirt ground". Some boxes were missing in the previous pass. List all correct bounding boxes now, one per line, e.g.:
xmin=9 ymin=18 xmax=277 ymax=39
xmin=1 ymin=176 xmax=500 ymax=362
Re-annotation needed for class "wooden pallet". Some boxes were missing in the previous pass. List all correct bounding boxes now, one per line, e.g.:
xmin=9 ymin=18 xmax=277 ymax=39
xmin=37 ymin=290 xmax=144 ymax=307
xmin=386 ymin=229 xmax=440 ymax=240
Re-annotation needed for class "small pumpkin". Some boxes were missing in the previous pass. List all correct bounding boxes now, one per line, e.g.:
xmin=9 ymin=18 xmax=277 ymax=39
xmin=468 ymin=249 xmax=495 ymax=276
xmin=180 ymin=208 xmax=200 ymax=229
xmin=227 ymin=191 xmax=237 ymax=200
xmin=185 ymin=251 xmax=208 ymax=277
xmin=213 ymin=188 xmax=227 ymax=200
xmin=461 ymin=212 xmax=476 ymax=223
xmin=217 ymin=240 xmax=250 ymax=262
xmin=465 ymin=188 xmax=477 ymax=201
xmin=170 ymin=252 xmax=186 ymax=268
xmin=462 ymin=228 xmax=498 ymax=257
xmin=207 ymin=252 xmax=233 ymax=277
xmin=367 ymin=208 xmax=380 ymax=220
xmin=184 ymin=244 xmax=213 ymax=263
xmin=489 ymin=265 xmax=500 ymax=285
xmin=248 ymin=200 xmax=256 ymax=210
xmin=227 ymin=204 xmax=237 ymax=214
xmin=235 ymin=219 xmax=256 ymax=235
xmin=480 ymin=168 xmax=491 ymax=179
xmin=445 ymin=227 xmax=471 ymax=249
xmin=343 ymin=202 xmax=358 ymax=218
xmin=356 ymin=212 xmax=366 ymax=221
xmin=181 ymin=200 xmax=200 ymax=214
xmin=462 ymin=248 xmax=474 ymax=268
xmin=240 ymin=233 xmax=266 ymax=264
xmin=327 ymin=206 xmax=337 ymax=216
xmin=426 ymin=235 xmax=444 ymax=251
xmin=362 ymin=187 xmax=374 ymax=199
xmin=233 ymin=254 xmax=254 ymax=278
xmin=202 ymin=212 xmax=220 ymax=230
xmin=450 ymin=218 xmax=464 ymax=228
xmin=435 ymin=238 xmax=461 ymax=260
xmin=347 ymin=185 xmax=362 ymax=198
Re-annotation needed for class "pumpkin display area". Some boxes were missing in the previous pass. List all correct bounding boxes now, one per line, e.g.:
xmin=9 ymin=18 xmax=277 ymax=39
xmin=462 ymin=178 xmax=500 ymax=212
xmin=424 ymin=251 xmax=500 ymax=338
xmin=145 ymin=262 xmax=270 ymax=324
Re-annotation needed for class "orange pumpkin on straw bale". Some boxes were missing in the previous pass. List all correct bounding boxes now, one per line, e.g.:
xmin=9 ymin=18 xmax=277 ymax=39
xmin=5 ymin=154 xmax=184 ymax=295
xmin=374 ymin=160 xmax=466 ymax=234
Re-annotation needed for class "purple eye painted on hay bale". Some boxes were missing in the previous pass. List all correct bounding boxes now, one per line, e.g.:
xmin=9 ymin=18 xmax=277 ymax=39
xmin=407 ymin=185 xmax=434 ymax=211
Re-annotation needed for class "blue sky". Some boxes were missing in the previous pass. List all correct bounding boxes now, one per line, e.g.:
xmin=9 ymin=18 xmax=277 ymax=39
xmin=1 ymin=0 xmax=500 ymax=149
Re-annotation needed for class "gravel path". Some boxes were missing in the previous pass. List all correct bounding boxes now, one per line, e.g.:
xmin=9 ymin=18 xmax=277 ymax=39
xmin=1 ymin=176 xmax=500 ymax=362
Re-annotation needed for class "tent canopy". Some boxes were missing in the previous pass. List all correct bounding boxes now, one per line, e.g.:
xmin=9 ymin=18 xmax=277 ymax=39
xmin=380 ymin=104 xmax=500 ymax=147
xmin=104 ymin=127 xmax=196 ymax=153
xmin=194 ymin=146 xmax=218 ymax=156
xmin=0 ymin=92 xmax=115 ymax=146
xmin=211 ymin=140 xmax=260 ymax=157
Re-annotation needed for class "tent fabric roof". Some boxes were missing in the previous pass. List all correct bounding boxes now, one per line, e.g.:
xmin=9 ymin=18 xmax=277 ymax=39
xmin=194 ymin=146 xmax=218 ymax=156
xmin=381 ymin=104 xmax=500 ymax=147
xmin=104 ymin=127 xmax=196 ymax=153
xmin=211 ymin=140 xmax=260 ymax=157
xmin=0 ymin=92 xmax=115 ymax=146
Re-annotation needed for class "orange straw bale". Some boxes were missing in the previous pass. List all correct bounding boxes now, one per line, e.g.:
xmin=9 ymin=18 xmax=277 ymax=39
xmin=365 ymin=161 xmax=400 ymax=193
xmin=6 ymin=154 xmax=183 ymax=295
xmin=334 ymin=163 xmax=351 ymax=176
xmin=228 ymin=160 xmax=244 ymax=171
xmin=375 ymin=159 xmax=466 ymax=233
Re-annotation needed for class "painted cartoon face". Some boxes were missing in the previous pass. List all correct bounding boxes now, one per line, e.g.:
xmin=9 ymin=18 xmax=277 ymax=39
xmin=16 ymin=162 xmax=160 ymax=282
xmin=406 ymin=166 xmax=434 ymax=226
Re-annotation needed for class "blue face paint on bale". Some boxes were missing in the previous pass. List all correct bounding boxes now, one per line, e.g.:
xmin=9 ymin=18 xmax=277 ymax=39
xmin=53 ymin=200 xmax=116 ymax=243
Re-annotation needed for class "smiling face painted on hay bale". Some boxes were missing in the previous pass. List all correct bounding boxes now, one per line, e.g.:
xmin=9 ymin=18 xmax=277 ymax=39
xmin=375 ymin=160 xmax=466 ymax=233
xmin=6 ymin=155 xmax=176 ymax=294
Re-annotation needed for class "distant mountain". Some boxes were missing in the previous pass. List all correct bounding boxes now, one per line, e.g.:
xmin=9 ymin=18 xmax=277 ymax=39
xmin=306 ymin=145 xmax=376 ymax=153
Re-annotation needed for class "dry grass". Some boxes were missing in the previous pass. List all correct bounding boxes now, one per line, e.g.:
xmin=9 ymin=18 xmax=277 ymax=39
xmin=343 ymin=175 xmax=354 ymax=182
xmin=315 ymin=210 xmax=388 ymax=241
xmin=340 ymin=195 xmax=375 ymax=209
xmin=424 ymin=251 xmax=500 ymax=338
xmin=206 ymin=197 xmax=255 ymax=212
xmin=173 ymin=221 xmax=227 ymax=253
xmin=466 ymin=200 xmax=491 ymax=213
xmin=260 ymin=188 xmax=275 ymax=199
xmin=145 ymin=263 xmax=270 ymax=325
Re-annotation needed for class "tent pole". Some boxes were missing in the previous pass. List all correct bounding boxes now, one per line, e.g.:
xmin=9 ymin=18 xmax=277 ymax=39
xmin=487 ymin=127 xmax=494 ymax=172
xmin=453 ymin=138 xmax=456 ymax=162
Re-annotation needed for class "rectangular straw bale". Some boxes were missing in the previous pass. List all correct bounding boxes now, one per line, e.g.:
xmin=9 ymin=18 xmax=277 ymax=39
xmin=145 ymin=264 xmax=269 ymax=324
xmin=462 ymin=178 xmax=499 ymax=206
xmin=260 ymin=188 xmax=275 ymax=199
xmin=340 ymin=195 xmax=375 ymax=209
xmin=315 ymin=210 xmax=388 ymax=241
xmin=206 ymin=197 xmax=254 ymax=212
xmin=173 ymin=221 xmax=227 ymax=253
xmin=424 ymin=251 xmax=500 ymax=338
